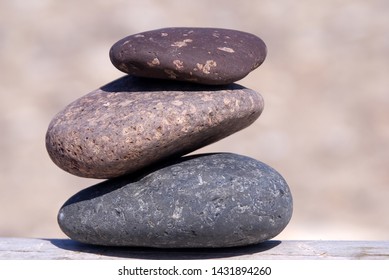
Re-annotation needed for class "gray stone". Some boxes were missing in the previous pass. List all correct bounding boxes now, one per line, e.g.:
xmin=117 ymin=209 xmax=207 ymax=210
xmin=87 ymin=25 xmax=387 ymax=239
xmin=46 ymin=76 xmax=264 ymax=179
xmin=109 ymin=27 xmax=267 ymax=85
xmin=58 ymin=153 xmax=293 ymax=248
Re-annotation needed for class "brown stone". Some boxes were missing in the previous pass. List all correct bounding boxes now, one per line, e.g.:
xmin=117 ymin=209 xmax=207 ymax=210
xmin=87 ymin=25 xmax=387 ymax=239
xmin=45 ymin=76 xmax=264 ymax=179
xmin=109 ymin=27 xmax=267 ymax=85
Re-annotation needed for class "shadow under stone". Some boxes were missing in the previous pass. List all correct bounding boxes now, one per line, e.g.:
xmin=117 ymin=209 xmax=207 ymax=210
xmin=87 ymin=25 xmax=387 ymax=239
xmin=48 ymin=238 xmax=281 ymax=260
xmin=60 ymin=153 xmax=222 ymax=206
xmin=99 ymin=75 xmax=245 ymax=93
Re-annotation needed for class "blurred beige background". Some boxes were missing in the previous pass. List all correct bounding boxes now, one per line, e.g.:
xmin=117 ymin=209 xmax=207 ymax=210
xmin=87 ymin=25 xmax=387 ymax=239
xmin=1 ymin=0 xmax=388 ymax=240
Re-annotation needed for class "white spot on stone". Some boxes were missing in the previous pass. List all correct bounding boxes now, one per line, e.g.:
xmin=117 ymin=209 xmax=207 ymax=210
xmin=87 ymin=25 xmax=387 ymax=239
xmin=171 ymin=39 xmax=193 ymax=47
xmin=183 ymin=30 xmax=194 ymax=36
xmin=134 ymin=34 xmax=145 ymax=38
xmin=236 ymin=204 xmax=250 ymax=214
xmin=223 ymin=98 xmax=231 ymax=105
xmin=131 ymin=124 xmax=144 ymax=133
xmin=198 ymin=175 xmax=204 ymax=185
xmin=175 ymin=116 xmax=185 ymax=124
xmin=172 ymin=204 xmax=183 ymax=219
xmin=173 ymin=60 xmax=184 ymax=70
xmin=119 ymin=100 xmax=132 ymax=107
xmin=122 ymin=127 xmax=130 ymax=135
xmin=218 ymin=47 xmax=235 ymax=53
xmin=154 ymin=129 xmax=163 ymax=139
xmin=161 ymin=32 xmax=168 ymax=37
xmin=196 ymin=60 xmax=217 ymax=74
xmin=147 ymin=57 xmax=160 ymax=67
xmin=154 ymin=102 xmax=164 ymax=110
xmin=138 ymin=199 xmax=148 ymax=211
xmin=201 ymin=95 xmax=213 ymax=102
xmin=172 ymin=100 xmax=183 ymax=106
xmin=103 ymin=102 xmax=110 ymax=107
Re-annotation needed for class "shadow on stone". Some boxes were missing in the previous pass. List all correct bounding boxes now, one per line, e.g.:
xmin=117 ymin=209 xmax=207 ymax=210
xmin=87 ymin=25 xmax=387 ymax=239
xmin=100 ymin=75 xmax=245 ymax=93
xmin=48 ymin=238 xmax=281 ymax=260
xmin=60 ymin=153 xmax=219 ymax=206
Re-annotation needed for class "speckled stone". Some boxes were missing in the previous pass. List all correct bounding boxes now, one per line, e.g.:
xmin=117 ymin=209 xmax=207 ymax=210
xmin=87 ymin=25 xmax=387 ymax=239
xmin=109 ymin=27 xmax=267 ymax=85
xmin=58 ymin=153 xmax=293 ymax=248
xmin=45 ymin=76 xmax=264 ymax=179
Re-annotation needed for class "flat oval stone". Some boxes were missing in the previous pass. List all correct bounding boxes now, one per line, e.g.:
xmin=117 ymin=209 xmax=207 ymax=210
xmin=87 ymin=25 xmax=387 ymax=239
xmin=109 ymin=27 xmax=267 ymax=85
xmin=58 ymin=153 xmax=293 ymax=248
xmin=46 ymin=76 xmax=264 ymax=179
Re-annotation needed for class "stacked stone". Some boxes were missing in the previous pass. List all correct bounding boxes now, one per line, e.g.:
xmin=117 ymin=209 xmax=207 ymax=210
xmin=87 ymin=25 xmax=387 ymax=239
xmin=46 ymin=27 xmax=293 ymax=248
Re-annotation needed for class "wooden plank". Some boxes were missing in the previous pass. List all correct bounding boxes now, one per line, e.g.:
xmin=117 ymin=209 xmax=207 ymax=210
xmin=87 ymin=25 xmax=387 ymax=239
xmin=0 ymin=238 xmax=388 ymax=260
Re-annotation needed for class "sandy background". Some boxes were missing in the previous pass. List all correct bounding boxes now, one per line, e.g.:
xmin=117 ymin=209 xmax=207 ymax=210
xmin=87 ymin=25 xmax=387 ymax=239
xmin=1 ymin=0 xmax=388 ymax=240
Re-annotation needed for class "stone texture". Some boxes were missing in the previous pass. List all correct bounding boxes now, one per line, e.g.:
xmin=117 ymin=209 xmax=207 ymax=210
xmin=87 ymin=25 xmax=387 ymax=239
xmin=45 ymin=76 xmax=264 ymax=179
xmin=58 ymin=153 xmax=293 ymax=248
xmin=109 ymin=27 xmax=267 ymax=85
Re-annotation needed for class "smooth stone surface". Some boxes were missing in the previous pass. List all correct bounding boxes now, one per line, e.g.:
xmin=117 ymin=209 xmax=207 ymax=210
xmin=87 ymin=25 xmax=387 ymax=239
xmin=58 ymin=153 xmax=293 ymax=248
xmin=110 ymin=27 xmax=267 ymax=85
xmin=46 ymin=76 xmax=264 ymax=179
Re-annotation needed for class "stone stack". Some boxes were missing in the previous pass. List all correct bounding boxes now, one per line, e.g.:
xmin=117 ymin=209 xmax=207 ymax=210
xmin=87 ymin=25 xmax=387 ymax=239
xmin=46 ymin=27 xmax=293 ymax=248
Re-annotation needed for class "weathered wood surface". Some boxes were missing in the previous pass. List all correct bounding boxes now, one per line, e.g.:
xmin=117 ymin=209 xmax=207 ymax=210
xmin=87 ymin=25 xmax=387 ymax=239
xmin=0 ymin=238 xmax=388 ymax=260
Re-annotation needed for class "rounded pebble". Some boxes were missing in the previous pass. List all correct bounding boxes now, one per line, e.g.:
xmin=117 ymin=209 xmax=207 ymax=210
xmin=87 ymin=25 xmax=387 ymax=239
xmin=58 ymin=153 xmax=293 ymax=248
xmin=109 ymin=27 xmax=267 ymax=85
xmin=45 ymin=76 xmax=264 ymax=179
